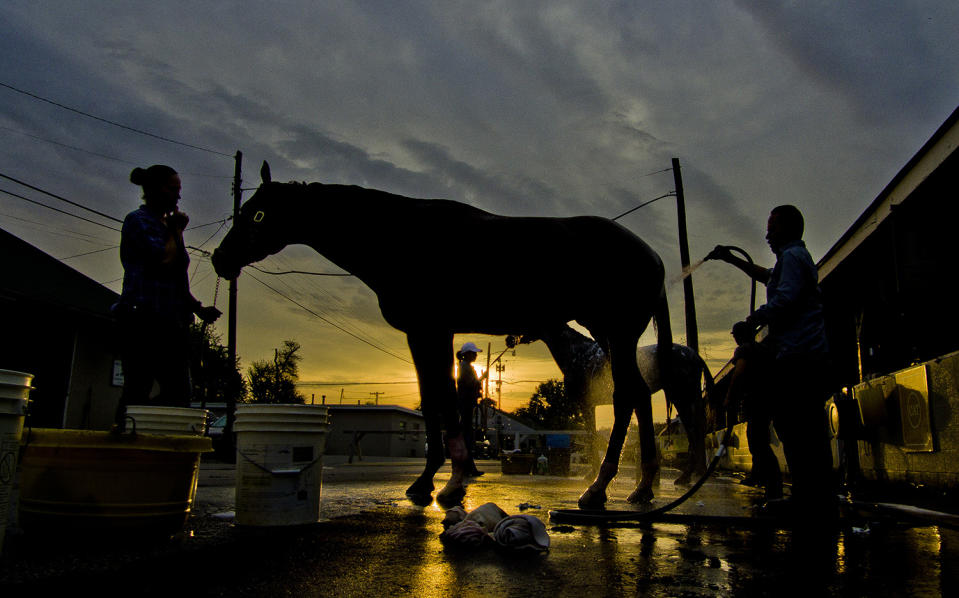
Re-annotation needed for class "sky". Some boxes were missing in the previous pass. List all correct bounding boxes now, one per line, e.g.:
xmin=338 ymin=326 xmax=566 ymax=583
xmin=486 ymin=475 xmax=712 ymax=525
xmin=1 ymin=1 xmax=957 ymax=426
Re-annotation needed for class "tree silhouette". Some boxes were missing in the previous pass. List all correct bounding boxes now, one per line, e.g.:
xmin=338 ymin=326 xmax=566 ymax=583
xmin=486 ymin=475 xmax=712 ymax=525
xmin=189 ymin=323 xmax=247 ymax=405
xmin=247 ymin=339 xmax=306 ymax=404
xmin=512 ymin=379 xmax=588 ymax=430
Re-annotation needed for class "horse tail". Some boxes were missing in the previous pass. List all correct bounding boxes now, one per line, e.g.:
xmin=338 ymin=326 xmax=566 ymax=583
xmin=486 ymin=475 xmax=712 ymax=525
xmin=697 ymin=353 xmax=714 ymax=396
xmin=698 ymin=354 xmax=716 ymax=413
xmin=653 ymin=288 xmax=673 ymax=398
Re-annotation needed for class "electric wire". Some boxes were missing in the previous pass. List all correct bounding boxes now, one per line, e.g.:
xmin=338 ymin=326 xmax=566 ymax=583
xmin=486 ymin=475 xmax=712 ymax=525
xmin=248 ymin=266 xmax=352 ymax=277
xmin=255 ymin=251 xmax=409 ymax=355
xmin=0 ymin=81 xmax=234 ymax=158
xmin=251 ymin=256 xmax=407 ymax=357
xmin=0 ymin=186 xmax=121 ymax=232
xmin=0 ymin=210 xmax=115 ymax=246
xmin=60 ymin=245 xmax=119 ymax=260
xmin=611 ymin=192 xmax=675 ymax=221
xmin=185 ymin=249 xmax=374 ymax=346
xmin=0 ymin=172 xmax=123 ymax=224
xmin=641 ymin=167 xmax=673 ymax=177
xmin=245 ymin=269 xmax=413 ymax=365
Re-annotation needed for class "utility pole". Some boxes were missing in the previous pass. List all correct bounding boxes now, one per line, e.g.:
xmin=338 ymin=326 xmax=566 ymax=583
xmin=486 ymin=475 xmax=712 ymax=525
xmin=484 ymin=342 xmax=491 ymax=399
xmin=672 ymin=158 xmax=699 ymax=353
xmin=225 ymin=150 xmax=242 ymax=456
xmin=370 ymin=391 xmax=385 ymax=405
xmin=495 ymin=361 xmax=506 ymax=411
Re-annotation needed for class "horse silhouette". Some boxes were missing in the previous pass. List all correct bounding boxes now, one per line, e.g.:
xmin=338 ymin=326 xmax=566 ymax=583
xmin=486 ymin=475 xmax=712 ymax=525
xmin=509 ymin=325 xmax=712 ymax=487
xmin=212 ymin=161 xmax=673 ymax=507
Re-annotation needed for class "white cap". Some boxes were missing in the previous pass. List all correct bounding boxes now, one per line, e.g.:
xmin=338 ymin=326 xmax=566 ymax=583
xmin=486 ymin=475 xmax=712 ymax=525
xmin=459 ymin=342 xmax=483 ymax=354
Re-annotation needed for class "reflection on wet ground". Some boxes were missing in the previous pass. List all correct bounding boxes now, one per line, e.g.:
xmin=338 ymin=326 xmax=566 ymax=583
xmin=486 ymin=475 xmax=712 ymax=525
xmin=3 ymin=459 xmax=957 ymax=596
xmin=305 ymin=461 xmax=959 ymax=596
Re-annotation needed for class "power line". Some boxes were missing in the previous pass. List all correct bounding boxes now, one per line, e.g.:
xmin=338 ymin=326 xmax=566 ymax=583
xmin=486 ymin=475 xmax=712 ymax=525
xmin=642 ymin=167 xmax=674 ymax=177
xmin=186 ymin=245 xmax=352 ymax=278
xmin=245 ymin=270 xmax=413 ymax=365
xmin=249 ymin=265 xmax=352 ymax=277
xmin=611 ymin=192 xmax=675 ymax=221
xmin=187 ymin=217 xmax=232 ymax=231
xmin=253 ymin=251 xmax=410 ymax=355
xmin=248 ymin=252 xmax=407 ymax=356
xmin=0 ymin=186 xmax=120 ymax=232
xmin=0 ymin=172 xmax=123 ymax=224
xmin=0 ymin=125 xmax=233 ymax=179
xmin=0 ymin=81 xmax=233 ymax=158
xmin=60 ymin=245 xmax=118 ymax=260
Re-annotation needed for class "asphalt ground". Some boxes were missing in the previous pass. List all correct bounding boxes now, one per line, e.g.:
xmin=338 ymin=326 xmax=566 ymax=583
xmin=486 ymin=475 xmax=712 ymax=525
xmin=3 ymin=456 xmax=959 ymax=597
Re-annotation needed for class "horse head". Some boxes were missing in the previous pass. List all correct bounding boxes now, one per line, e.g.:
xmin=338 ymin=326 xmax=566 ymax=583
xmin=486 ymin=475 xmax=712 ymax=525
xmin=212 ymin=161 xmax=296 ymax=279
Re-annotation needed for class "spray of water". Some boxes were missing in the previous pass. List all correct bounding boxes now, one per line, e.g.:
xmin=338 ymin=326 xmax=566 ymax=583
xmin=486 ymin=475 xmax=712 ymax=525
xmin=668 ymin=258 xmax=706 ymax=288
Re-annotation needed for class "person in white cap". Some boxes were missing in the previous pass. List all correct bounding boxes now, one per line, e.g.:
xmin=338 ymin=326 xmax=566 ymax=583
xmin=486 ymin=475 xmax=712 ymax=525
xmin=456 ymin=342 xmax=488 ymax=477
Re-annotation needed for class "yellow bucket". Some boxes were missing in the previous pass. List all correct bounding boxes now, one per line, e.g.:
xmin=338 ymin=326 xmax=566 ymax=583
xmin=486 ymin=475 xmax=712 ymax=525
xmin=17 ymin=428 xmax=212 ymax=538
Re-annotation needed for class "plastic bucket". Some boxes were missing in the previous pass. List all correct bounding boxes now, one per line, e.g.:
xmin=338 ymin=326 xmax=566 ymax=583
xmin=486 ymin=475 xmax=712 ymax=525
xmin=234 ymin=404 xmax=329 ymax=526
xmin=1 ymin=398 xmax=27 ymax=554
xmin=17 ymin=428 xmax=212 ymax=538
xmin=0 ymin=369 xmax=34 ymax=386
xmin=126 ymin=405 xmax=209 ymax=436
xmin=0 ymin=369 xmax=31 ymax=555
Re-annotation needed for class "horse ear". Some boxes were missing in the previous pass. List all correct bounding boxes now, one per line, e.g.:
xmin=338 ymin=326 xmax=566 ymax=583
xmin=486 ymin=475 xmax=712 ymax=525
xmin=261 ymin=161 xmax=272 ymax=184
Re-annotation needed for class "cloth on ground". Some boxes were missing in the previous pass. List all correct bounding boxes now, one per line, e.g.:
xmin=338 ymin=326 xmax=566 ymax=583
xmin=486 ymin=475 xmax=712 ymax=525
xmin=440 ymin=502 xmax=548 ymax=552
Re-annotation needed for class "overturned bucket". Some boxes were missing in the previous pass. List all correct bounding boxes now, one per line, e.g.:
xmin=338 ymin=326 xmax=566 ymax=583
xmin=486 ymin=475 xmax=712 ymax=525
xmin=17 ymin=428 xmax=212 ymax=538
xmin=1 ymin=369 xmax=33 ymax=555
xmin=125 ymin=405 xmax=209 ymax=436
xmin=234 ymin=404 xmax=329 ymax=526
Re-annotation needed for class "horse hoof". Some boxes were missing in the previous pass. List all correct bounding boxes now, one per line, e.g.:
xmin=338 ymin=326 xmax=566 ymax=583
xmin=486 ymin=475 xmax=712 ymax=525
xmin=674 ymin=472 xmax=692 ymax=486
xmin=578 ymin=487 xmax=607 ymax=510
xmin=406 ymin=479 xmax=434 ymax=497
xmin=406 ymin=491 xmax=434 ymax=507
xmin=627 ymin=487 xmax=654 ymax=504
xmin=436 ymin=482 xmax=466 ymax=507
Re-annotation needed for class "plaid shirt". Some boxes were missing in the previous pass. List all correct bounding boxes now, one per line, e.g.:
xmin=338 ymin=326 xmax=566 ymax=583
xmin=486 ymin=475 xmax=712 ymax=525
xmin=114 ymin=206 xmax=199 ymax=325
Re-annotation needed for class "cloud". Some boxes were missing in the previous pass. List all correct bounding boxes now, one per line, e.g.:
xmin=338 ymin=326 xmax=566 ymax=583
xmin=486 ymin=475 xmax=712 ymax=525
xmin=2 ymin=1 xmax=958 ymax=415
xmin=737 ymin=1 xmax=959 ymax=126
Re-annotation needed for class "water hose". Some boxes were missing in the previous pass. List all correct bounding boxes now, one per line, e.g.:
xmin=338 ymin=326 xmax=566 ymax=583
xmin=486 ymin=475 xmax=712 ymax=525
xmin=548 ymin=246 xmax=757 ymax=524
xmin=549 ymin=414 xmax=736 ymax=524
xmin=705 ymin=245 xmax=757 ymax=314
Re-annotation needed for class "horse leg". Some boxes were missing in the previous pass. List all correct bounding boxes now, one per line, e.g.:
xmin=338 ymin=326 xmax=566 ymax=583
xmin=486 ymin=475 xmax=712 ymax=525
xmin=404 ymin=330 xmax=465 ymax=504
xmin=583 ymin=402 xmax=600 ymax=481
xmin=671 ymin=385 xmax=697 ymax=486
xmin=578 ymin=395 xmax=633 ymax=508
xmin=579 ymin=333 xmax=653 ymax=507
xmin=618 ymin=340 xmax=658 ymax=505
xmin=406 ymin=409 xmax=444 ymax=503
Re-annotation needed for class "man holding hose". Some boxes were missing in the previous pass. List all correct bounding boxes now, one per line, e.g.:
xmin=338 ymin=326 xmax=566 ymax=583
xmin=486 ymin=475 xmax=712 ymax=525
xmin=708 ymin=204 xmax=835 ymax=520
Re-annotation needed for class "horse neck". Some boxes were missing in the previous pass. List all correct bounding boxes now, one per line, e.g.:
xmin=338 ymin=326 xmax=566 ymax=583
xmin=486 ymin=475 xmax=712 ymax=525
xmin=541 ymin=328 xmax=605 ymax=377
xmin=294 ymin=184 xmax=396 ymax=279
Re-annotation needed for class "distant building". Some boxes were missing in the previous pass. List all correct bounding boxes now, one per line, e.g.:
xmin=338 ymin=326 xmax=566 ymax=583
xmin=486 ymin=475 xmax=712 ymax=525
xmin=0 ymin=227 xmax=121 ymax=429
xmin=324 ymin=404 xmax=426 ymax=458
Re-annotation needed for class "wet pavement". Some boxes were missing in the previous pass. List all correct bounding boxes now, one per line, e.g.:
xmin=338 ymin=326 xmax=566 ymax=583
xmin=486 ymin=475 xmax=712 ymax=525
xmin=3 ymin=456 xmax=959 ymax=596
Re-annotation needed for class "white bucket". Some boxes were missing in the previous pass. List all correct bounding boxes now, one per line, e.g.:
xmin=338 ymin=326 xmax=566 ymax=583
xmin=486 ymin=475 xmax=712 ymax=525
xmin=0 ymin=370 xmax=34 ymax=387
xmin=234 ymin=404 xmax=329 ymax=526
xmin=0 ymin=383 xmax=34 ymax=400
xmin=126 ymin=406 xmax=209 ymax=436
xmin=0 ymin=369 xmax=32 ymax=555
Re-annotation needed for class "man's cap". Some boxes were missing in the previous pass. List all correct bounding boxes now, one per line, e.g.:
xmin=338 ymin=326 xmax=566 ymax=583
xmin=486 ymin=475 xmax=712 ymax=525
xmin=459 ymin=342 xmax=483 ymax=354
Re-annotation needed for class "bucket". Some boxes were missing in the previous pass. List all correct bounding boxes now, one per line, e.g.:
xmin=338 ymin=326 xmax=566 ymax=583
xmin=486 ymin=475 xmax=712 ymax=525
xmin=125 ymin=405 xmax=209 ymax=436
xmin=0 ymin=369 xmax=32 ymax=555
xmin=17 ymin=428 xmax=212 ymax=538
xmin=234 ymin=404 xmax=329 ymax=526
